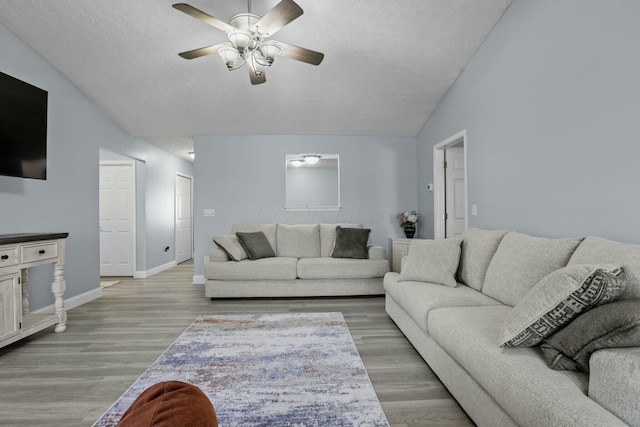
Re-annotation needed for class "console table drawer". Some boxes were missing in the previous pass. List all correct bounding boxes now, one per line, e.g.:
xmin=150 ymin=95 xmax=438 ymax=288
xmin=21 ymin=242 xmax=58 ymax=263
xmin=0 ymin=247 xmax=18 ymax=267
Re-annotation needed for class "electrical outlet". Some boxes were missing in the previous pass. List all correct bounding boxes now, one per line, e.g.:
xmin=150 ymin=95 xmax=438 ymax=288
xmin=471 ymin=204 xmax=478 ymax=216
xmin=204 ymin=209 xmax=216 ymax=217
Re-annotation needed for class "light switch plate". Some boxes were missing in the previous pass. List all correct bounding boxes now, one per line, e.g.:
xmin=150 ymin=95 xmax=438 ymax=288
xmin=204 ymin=209 xmax=216 ymax=217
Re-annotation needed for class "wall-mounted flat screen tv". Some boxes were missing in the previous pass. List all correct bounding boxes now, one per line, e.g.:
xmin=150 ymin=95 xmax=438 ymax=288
xmin=0 ymin=71 xmax=48 ymax=180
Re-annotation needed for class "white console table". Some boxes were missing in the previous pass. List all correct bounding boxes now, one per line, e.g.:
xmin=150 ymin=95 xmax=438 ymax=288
xmin=0 ymin=233 xmax=69 ymax=349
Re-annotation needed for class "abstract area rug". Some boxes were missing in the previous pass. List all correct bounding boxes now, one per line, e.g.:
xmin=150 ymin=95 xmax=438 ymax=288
xmin=94 ymin=312 xmax=389 ymax=426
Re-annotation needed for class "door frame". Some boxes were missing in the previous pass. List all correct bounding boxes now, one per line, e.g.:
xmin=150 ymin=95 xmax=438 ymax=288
xmin=99 ymin=160 xmax=137 ymax=276
xmin=175 ymin=172 xmax=194 ymax=263
xmin=433 ymin=130 xmax=468 ymax=239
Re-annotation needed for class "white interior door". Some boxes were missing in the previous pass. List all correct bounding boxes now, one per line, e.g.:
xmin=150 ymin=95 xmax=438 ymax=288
xmin=175 ymin=174 xmax=192 ymax=264
xmin=100 ymin=163 xmax=135 ymax=276
xmin=445 ymin=147 xmax=467 ymax=238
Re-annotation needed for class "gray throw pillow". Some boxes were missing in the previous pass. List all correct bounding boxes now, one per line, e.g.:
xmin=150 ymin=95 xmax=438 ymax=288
xmin=398 ymin=238 xmax=462 ymax=287
xmin=213 ymin=235 xmax=248 ymax=261
xmin=330 ymin=226 xmax=370 ymax=259
xmin=540 ymin=299 xmax=640 ymax=372
xmin=236 ymin=231 xmax=276 ymax=260
xmin=498 ymin=264 xmax=625 ymax=347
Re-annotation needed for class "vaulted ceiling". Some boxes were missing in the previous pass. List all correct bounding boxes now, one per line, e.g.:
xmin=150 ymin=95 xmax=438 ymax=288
xmin=0 ymin=0 xmax=510 ymax=159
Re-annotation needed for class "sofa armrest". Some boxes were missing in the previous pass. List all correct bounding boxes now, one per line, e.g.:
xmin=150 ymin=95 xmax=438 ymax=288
xmin=368 ymin=245 xmax=386 ymax=260
xmin=589 ymin=347 xmax=640 ymax=425
xmin=209 ymin=247 xmax=230 ymax=262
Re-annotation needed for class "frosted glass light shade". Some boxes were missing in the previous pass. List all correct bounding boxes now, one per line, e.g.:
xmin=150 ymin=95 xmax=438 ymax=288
xmin=258 ymin=42 xmax=281 ymax=65
xmin=228 ymin=30 xmax=253 ymax=50
xmin=290 ymin=159 xmax=304 ymax=167
xmin=218 ymin=46 xmax=239 ymax=68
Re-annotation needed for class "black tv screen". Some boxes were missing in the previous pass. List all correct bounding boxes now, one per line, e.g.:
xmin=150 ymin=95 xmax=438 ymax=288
xmin=0 ymin=71 xmax=48 ymax=180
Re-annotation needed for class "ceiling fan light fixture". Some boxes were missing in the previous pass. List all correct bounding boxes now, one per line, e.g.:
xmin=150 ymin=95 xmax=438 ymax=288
xmin=218 ymin=46 xmax=240 ymax=69
xmin=228 ymin=30 xmax=253 ymax=51
xmin=258 ymin=41 xmax=281 ymax=65
xmin=303 ymin=155 xmax=321 ymax=165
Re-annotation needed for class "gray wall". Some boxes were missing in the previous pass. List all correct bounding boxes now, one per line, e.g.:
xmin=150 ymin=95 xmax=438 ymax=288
xmin=417 ymin=0 xmax=640 ymax=244
xmin=193 ymin=135 xmax=417 ymax=277
xmin=0 ymin=23 xmax=193 ymax=310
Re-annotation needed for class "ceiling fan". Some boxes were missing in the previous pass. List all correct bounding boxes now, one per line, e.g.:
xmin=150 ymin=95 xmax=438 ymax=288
xmin=173 ymin=0 xmax=324 ymax=85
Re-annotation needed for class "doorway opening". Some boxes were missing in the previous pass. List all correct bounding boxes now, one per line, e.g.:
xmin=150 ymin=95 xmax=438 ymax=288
xmin=433 ymin=130 xmax=468 ymax=239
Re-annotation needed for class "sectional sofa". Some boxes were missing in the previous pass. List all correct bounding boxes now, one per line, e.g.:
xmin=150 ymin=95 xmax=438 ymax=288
xmin=204 ymin=223 xmax=389 ymax=298
xmin=385 ymin=228 xmax=640 ymax=426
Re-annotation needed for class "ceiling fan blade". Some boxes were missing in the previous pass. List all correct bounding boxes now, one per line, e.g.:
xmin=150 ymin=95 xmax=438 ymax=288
xmin=248 ymin=60 xmax=266 ymax=85
xmin=254 ymin=0 xmax=303 ymax=37
xmin=276 ymin=41 xmax=324 ymax=65
xmin=172 ymin=3 xmax=236 ymax=33
xmin=178 ymin=43 xmax=227 ymax=60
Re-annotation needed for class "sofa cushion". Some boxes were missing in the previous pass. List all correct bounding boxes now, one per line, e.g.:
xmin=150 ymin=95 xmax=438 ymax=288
xmin=320 ymin=223 xmax=362 ymax=257
xmin=482 ymin=232 xmax=582 ymax=306
xmin=569 ymin=236 xmax=640 ymax=300
xmin=457 ymin=228 xmax=508 ymax=291
xmin=276 ymin=224 xmax=320 ymax=258
xmin=540 ymin=299 xmax=640 ymax=372
xmin=205 ymin=257 xmax=298 ymax=280
xmin=384 ymin=272 xmax=502 ymax=331
xmin=213 ymin=235 xmax=247 ymax=261
xmin=330 ymin=226 xmax=370 ymax=259
xmin=236 ymin=231 xmax=276 ymax=260
xmin=589 ymin=348 xmax=640 ymax=426
xmin=428 ymin=306 xmax=626 ymax=427
xmin=498 ymin=264 xmax=625 ymax=347
xmin=398 ymin=238 xmax=462 ymax=287
xmin=297 ymin=257 xmax=389 ymax=280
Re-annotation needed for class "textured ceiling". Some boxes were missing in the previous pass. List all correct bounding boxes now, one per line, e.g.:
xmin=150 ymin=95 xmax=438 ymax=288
xmin=0 ymin=0 xmax=510 ymax=159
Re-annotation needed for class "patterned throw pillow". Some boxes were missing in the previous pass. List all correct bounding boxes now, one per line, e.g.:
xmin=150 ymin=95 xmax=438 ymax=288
xmin=213 ymin=235 xmax=248 ymax=261
xmin=498 ymin=264 xmax=625 ymax=347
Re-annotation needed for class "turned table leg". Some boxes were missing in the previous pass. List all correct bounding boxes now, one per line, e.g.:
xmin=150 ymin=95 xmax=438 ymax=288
xmin=52 ymin=262 xmax=67 ymax=332
xmin=21 ymin=269 xmax=29 ymax=314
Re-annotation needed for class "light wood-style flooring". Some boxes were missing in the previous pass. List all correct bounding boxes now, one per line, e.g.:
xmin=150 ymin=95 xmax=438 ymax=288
xmin=0 ymin=261 xmax=473 ymax=427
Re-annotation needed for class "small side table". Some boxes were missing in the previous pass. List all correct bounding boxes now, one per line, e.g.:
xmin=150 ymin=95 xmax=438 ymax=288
xmin=391 ymin=238 xmax=414 ymax=273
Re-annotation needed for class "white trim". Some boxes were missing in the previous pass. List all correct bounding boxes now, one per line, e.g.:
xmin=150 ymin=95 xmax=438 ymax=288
xmin=433 ymin=130 xmax=468 ymax=239
xmin=33 ymin=287 xmax=103 ymax=314
xmin=147 ymin=260 xmax=178 ymax=277
xmin=134 ymin=270 xmax=147 ymax=279
xmin=99 ymin=160 xmax=137 ymax=277
xmin=193 ymin=275 xmax=205 ymax=285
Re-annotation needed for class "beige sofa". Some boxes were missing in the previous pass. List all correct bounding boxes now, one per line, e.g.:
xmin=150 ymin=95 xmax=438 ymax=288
xmin=205 ymin=223 xmax=389 ymax=298
xmin=385 ymin=228 xmax=640 ymax=426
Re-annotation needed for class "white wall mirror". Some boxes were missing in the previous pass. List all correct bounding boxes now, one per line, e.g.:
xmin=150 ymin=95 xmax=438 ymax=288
xmin=285 ymin=154 xmax=340 ymax=211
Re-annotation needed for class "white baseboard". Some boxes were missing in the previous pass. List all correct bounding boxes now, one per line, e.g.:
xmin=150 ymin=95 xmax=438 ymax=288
xmin=133 ymin=260 xmax=178 ymax=279
xmin=193 ymin=275 xmax=205 ymax=285
xmin=33 ymin=287 xmax=103 ymax=314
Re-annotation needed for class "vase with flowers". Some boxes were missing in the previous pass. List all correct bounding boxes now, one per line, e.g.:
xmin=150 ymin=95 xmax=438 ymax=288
xmin=399 ymin=211 xmax=418 ymax=238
